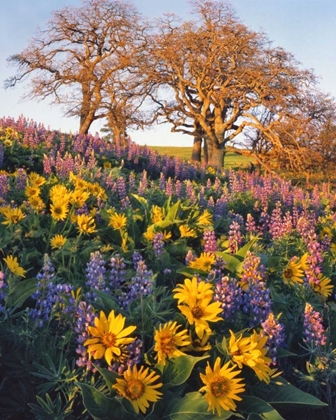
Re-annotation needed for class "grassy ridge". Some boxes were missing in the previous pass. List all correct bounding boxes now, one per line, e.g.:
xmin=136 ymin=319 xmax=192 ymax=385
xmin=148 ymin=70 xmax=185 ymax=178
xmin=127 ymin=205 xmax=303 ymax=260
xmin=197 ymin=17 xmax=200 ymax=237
xmin=147 ymin=146 xmax=254 ymax=169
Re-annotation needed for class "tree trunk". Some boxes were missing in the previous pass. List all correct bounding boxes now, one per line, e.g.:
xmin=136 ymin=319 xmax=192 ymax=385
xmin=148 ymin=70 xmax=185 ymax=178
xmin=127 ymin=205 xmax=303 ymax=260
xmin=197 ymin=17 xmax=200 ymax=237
xmin=208 ymin=141 xmax=225 ymax=167
xmin=191 ymin=136 xmax=202 ymax=162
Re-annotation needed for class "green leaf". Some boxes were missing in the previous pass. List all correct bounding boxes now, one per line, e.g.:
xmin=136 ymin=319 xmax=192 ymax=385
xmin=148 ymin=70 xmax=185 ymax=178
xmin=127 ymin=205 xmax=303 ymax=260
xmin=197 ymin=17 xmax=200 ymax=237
xmin=92 ymin=290 xmax=120 ymax=312
xmin=215 ymin=252 xmax=243 ymax=273
xmin=6 ymin=277 xmax=37 ymax=307
xmin=260 ymin=377 xmax=327 ymax=407
xmin=77 ymin=383 xmax=141 ymax=420
xmin=162 ymin=355 xmax=209 ymax=388
xmin=235 ymin=237 xmax=259 ymax=258
xmin=239 ymin=396 xmax=285 ymax=419
xmin=176 ymin=267 xmax=208 ymax=279
xmin=161 ymin=391 xmax=235 ymax=420
xmin=95 ymin=366 xmax=119 ymax=390
xmin=165 ymin=200 xmax=181 ymax=222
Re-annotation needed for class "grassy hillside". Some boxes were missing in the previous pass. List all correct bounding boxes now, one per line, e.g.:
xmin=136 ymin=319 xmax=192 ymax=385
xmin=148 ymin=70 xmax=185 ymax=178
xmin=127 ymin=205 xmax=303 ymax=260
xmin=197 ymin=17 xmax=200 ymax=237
xmin=147 ymin=146 xmax=254 ymax=169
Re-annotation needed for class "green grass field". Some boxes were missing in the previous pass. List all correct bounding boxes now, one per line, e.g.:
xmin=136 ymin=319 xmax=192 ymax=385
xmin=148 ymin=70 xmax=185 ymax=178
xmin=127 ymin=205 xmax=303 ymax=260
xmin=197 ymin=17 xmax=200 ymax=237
xmin=147 ymin=146 xmax=254 ymax=169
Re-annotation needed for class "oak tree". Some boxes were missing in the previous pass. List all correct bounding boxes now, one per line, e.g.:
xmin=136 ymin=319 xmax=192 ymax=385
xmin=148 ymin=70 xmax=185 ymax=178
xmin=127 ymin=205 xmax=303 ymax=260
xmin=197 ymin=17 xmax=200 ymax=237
xmin=5 ymin=0 xmax=148 ymax=135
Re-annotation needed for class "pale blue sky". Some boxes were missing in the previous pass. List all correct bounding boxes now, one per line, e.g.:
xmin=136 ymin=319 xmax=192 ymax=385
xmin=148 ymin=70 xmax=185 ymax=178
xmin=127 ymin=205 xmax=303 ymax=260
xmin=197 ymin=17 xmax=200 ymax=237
xmin=1 ymin=0 xmax=335 ymax=146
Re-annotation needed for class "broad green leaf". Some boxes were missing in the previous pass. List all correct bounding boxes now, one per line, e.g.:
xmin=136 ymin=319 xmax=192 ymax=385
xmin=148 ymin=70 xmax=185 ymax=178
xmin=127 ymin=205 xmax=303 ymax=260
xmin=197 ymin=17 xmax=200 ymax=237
xmin=215 ymin=252 xmax=243 ymax=273
xmin=161 ymin=392 xmax=235 ymax=420
xmin=239 ymin=396 xmax=285 ymax=420
xmin=92 ymin=290 xmax=120 ymax=312
xmin=165 ymin=200 xmax=181 ymax=221
xmin=162 ymin=355 xmax=209 ymax=388
xmin=260 ymin=377 xmax=327 ymax=407
xmin=6 ymin=277 xmax=37 ymax=307
xmin=95 ymin=366 xmax=119 ymax=390
xmin=235 ymin=237 xmax=259 ymax=258
xmin=78 ymin=383 xmax=141 ymax=420
xmin=176 ymin=267 xmax=208 ymax=279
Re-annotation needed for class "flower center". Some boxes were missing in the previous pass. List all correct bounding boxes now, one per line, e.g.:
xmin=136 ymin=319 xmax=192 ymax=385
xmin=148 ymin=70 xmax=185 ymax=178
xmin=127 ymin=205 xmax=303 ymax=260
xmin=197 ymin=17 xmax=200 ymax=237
xmin=101 ymin=332 xmax=117 ymax=348
xmin=125 ymin=379 xmax=145 ymax=400
xmin=283 ymin=268 xmax=293 ymax=278
xmin=54 ymin=207 xmax=63 ymax=215
xmin=210 ymin=376 xmax=230 ymax=398
xmin=160 ymin=334 xmax=176 ymax=355
xmin=192 ymin=305 xmax=204 ymax=319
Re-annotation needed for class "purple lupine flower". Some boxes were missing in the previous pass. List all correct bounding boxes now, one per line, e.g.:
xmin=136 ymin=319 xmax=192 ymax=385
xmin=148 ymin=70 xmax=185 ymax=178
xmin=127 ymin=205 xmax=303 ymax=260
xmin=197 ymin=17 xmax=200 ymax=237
xmin=132 ymin=251 xmax=143 ymax=270
xmin=242 ymin=280 xmax=272 ymax=327
xmin=128 ymin=171 xmax=136 ymax=191
xmin=203 ymin=229 xmax=218 ymax=253
xmin=29 ymin=255 xmax=74 ymax=327
xmin=245 ymin=213 xmax=258 ymax=235
xmin=228 ymin=221 xmax=242 ymax=254
xmin=0 ymin=143 xmax=4 ymax=168
xmin=0 ymin=174 xmax=9 ymax=200
xmin=129 ymin=260 xmax=154 ymax=301
xmin=261 ymin=312 xmax=286 ymax=365
xmin=109 ymin=254 xmax=127 ymax=290
xmin=214 ymin=276 xmax=243 ymax=319
xmin=16 ymin=168 xmax=28 ymax=190
xmin=85 ymin=251 xmax=108 ymax=300
xmin=75 ymin=301 xmax=97 ymax=371
xmin=0 ymin=271 xmax=7 ymax=313
xmin=159 ymin=172 xmax=166 ymax=191
xmin=165 ymin=177 xmax=174 ymax=196
xmin=153 ymin=232 xmax=165 ymax=257
xmin=117 ymin=177 xmax=127 ymax=201
xmin=111 ymin=338 xmax=143 ymax=374
xmin=303 ymin=303 xmax=326 ymax=347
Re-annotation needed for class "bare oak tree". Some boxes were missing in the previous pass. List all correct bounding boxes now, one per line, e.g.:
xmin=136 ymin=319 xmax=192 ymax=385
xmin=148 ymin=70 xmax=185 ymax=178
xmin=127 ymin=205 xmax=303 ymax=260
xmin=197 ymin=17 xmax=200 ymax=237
xmin=5 ymin=0 xmax=148 ymax=135
xmin=144 ymin=0 xmax=318 ymax=167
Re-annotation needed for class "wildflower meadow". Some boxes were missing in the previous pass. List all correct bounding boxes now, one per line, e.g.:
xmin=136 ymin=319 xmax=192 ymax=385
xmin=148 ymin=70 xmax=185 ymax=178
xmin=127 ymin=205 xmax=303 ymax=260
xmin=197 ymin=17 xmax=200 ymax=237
xmin=1 ymin=115 xmax=336 ymax=419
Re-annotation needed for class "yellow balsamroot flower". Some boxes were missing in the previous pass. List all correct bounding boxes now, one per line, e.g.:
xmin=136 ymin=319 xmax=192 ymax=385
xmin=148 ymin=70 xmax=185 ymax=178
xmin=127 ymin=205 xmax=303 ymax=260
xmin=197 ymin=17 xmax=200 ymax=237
xmin=77 ymin=214 xmax=97 ymax=234
xmin=180 ymin=331 xmax=212 ymax=353
xmin=50 ymin=234 xmax=67 ymax=249
xmin=28 ymin=196 xmax=46 ymax=212
xmin=179 ymin=224 xmax=197 ymax=238
xmin=282 ymin=257 xmax=304 ymax=286
xmin=196 ymin=210 xmax=213 ymax=226
xmin=87 ymin=182 xmax=107 ymax=201
xmin=154 ymin=321 xmax=191 ymax=366
xmin=4 ymin=255 xmax=26 ymax=277
xmin=84 ymin=310 xmax=136 ymax=366
xmin=199 ymin=357 xmax=245 ymax=415
xmin=50 ymin=184 xmax=70 ymax=202
xmin=25 ymin=185 xmax=41 ymax=198
xmin=69 ymin=189 xmax=90 ymax=208
xmin=143 ymin=228 xmax=155 ymax=241
xmin=176 ymin=294 xmax=222 ymax=339
xmin=228 ymin=330 xmax=273 ymax=384
xmin=151 ymin=205 xmax=164 ymax=223
xmin=173 ymin=277 xmax=214 ymax=304
xmin=50 ymin=201 xmax=69 ymax=221
xmin=113 ymin=364 xmax=163 ymax=414
xmin=28 ymin=172 xmax=46 ymax=187
xmin=1 ymin=206 xmax=25 ymax=226
xmin=109 ymin=212 xmax=127 ymax=230
xmin=188 ymin=252 xmax=216 ymax=272
xmin=309 ymin=274 xmax=334 ymax=298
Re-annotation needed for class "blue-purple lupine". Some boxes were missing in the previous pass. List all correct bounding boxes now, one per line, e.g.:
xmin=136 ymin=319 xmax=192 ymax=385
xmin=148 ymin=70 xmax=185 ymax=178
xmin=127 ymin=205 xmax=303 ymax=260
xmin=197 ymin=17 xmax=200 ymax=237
xmin=0 ymin=143 xmax=4 ymax=168
xmin=117 ymin=177 xmax=127 ymax=201
xmin=0 ymin=271 xmax=7 ymax=313
xmin=109 ymin=254 xmax=127 ymax=290
xmin=214 ymin=276 xmax=243 ymax=319
xmin=132 ymin=251 xmax=143 ymax=270
xmin=303 ymin=303 xmax=327 ymax=347
xmin=261 ymin=312 xmax=286 ymax=365
xmin=75 ymin=301 xmax=97 ymax=371
xmin=85 ymin=251 xmax=108 ymax=300
xmin=153 ymin=232 xmax=165 ymax=257
xmin=127 ymin=260 xmax=154 ymax=306
xmin=29 ymin=256 xmax=74 ymax=327
xmin=16 ymin=168 xmax=28 ymax=190
xmin=0 ymin=174 xmax=9 ymax=200
xmin=111 ymin=338 xmax=143 ymax=374
xmin=203 ymin=229 xmax=218 ymax=253
xmin=228 ymin=220 xmax=242 ymax=254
